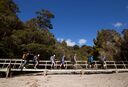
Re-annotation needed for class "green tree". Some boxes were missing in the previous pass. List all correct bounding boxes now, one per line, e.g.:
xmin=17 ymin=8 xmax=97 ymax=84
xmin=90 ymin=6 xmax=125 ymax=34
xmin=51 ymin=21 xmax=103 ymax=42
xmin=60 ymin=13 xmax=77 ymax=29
xmin=121 ymin=29 xmax=128 ymax=61
xmin=0 ymin=0 xmax=56 ymax=58
xmin=35 ymin=9 xmax=54 ymax=29
xmin=76 ymin=45 xmax=93 ymax=60
xmin=93 ymin=29 xmax=122 ymax=60
xmin=7 ymin=9 xmax=56 ymax=58
xmin=0 ymin=0 xmax=23 ymax=39
xmin=0 ymin=0 xmax=23 ymax=58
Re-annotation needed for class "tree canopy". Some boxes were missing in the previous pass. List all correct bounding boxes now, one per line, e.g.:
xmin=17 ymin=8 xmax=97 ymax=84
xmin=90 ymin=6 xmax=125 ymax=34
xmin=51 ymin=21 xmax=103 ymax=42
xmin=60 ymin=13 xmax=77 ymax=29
xmin=0 ymin=0 xmax=128 ymax=61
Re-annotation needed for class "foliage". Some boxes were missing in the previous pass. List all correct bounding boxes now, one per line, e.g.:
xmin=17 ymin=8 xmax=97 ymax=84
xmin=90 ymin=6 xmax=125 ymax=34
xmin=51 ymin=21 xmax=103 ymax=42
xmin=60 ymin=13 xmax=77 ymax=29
xmin=77 ymin=45 xmax=93 ymax=60
xmin=0 ymin=0 xmax=23 ymax=40
xmin=121 ymin=29 xmax=128 ymax=61
xmin=0 ymin=0 xmax=56 ymax=59
xmin=0 ymin=0 xmax=128 ymax=61
xmin=36 ymin=9 xmax=55 ymax=29
xmin=93 ymin=29 xmax=122 ymax=60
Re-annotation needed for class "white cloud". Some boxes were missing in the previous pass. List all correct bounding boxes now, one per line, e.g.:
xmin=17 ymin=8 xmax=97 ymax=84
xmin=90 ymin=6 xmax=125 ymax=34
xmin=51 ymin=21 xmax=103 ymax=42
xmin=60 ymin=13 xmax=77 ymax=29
xmin=65 ymin=39 xmax=76 ymax=46
xmin=113 ymin=22 xmax=124 ymax=28
xmin=78 ymin=39 xmax=87 ymax=45
xmin=57 ymin=38 xmax=87 ymax=46
xmin=57 ymin=38 xmax=64 ymax=42
xmin=57 ymin=38 xmax=76 ymax=46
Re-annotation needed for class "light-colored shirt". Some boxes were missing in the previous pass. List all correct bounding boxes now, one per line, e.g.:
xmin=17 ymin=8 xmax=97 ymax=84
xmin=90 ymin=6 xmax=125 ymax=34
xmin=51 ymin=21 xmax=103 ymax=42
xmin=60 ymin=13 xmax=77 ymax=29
xmin=50 ymin=56 xmax=55 ymax=63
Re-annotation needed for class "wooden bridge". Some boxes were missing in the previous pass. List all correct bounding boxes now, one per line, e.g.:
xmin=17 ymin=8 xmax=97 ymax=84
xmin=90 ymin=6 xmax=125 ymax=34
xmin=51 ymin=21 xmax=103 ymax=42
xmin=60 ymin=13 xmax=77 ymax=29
xmin=0 ymin=59 xmax=128 ymax=77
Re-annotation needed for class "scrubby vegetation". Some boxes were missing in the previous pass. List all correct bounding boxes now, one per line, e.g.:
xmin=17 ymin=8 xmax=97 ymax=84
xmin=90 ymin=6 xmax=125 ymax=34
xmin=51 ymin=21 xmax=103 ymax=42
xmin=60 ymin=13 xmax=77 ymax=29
xmin=0 ymin=0 xmax=128 ymax=61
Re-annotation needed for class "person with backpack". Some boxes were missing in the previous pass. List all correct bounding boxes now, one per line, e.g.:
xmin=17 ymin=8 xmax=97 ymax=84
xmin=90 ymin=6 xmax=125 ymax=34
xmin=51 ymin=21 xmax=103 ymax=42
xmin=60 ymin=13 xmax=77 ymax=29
xmin=70 ymin=54 xmax=77 ymax=69
xmin=50 ymin=54 xmax=56 ymax=69
xmin=60 ymin=55 xmax=65 ymax=69
xmin=99 ymin=55 xmax=106 ymax=69
xmin=87 ymin=55 xmax=95 ymax=68
xmin=20 ymin=51 xmax=34 ymax=69
xmin=20 ymin=52 xmax=27 ymax=69
xmin=71 ymin=54 xmax=77 ymax=65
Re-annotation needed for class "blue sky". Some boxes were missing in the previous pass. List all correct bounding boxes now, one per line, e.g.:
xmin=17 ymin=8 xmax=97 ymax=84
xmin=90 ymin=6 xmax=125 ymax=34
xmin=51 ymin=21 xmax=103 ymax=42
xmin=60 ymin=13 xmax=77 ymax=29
xmin=14 ymin=0 xmax=128 ymax=46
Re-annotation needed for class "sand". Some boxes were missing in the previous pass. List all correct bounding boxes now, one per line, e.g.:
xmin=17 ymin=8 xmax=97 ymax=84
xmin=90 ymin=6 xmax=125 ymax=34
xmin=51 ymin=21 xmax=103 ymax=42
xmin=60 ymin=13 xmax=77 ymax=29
xmin=0 ymin=73 xmax=128 ymax=87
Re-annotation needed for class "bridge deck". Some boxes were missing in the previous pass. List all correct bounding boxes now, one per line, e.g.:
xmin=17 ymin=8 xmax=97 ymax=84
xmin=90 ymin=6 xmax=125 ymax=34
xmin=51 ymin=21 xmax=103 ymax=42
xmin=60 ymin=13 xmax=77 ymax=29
xmin=8 ymin=69 xmax=128 ymax=74
xmin=0 ymin=59 xmax=128 ymax=77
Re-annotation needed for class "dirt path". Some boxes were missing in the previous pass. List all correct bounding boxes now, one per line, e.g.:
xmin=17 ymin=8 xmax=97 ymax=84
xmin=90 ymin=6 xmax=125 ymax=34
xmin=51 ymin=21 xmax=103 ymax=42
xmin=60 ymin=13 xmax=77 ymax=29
xmin=0 ymin=73 xmax=128 ymax=87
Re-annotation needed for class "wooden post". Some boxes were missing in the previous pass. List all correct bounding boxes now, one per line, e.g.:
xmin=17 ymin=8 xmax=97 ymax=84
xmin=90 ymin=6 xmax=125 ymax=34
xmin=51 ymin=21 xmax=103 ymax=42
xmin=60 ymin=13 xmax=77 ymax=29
xmin=66 ymin=62 xmax=67 ymax=69
xmin=6 ymin=64 xmax=11 ymax=78
xmin=2 ymin=60 xmax=6 ymax=68
xmin=12 ymin=60 xmax=17 ymax=69
xmin=45 ymin=61 xmax=47 ymax=69
xmin=105 ymin=61 xmax=107 ymax=69
xmin=85 ymin=61 xmax=87 ymax=69
xmin=18 ymin=59 xmax=23 ymax=69
xmin=95 ymin=61 xmax=98 ymax=69
xmin=114 ymin=61 xmax=118 ymax=73
xmin=81 ymin=69 xmax=84 ymax=75
xmin=43 ymin=69 xmax=47 ymax=76
xmin=122 ymin=61 xmax=126 ymax=69
xmin=76 ymin=61 xmax=77 ymax=69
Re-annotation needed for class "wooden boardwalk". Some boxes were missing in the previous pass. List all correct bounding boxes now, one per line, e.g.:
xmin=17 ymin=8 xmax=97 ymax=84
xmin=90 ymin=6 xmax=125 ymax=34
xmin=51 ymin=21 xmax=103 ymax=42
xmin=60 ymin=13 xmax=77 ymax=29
xmin=0 ymin=59 xmax=128 ymax=77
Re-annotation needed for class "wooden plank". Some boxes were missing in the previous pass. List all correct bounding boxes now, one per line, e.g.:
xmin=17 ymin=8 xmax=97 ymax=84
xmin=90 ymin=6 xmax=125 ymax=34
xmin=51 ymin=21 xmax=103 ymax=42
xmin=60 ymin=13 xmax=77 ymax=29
xmin=11 ymin=69 xmax=46 ymax=72
xmin=10 ymin=68 xmax=128 ymax=72
xmin=0 ymin=68 xmax=7 ymax=72
xmin=44 ymin=69 xmax=121 ymax=74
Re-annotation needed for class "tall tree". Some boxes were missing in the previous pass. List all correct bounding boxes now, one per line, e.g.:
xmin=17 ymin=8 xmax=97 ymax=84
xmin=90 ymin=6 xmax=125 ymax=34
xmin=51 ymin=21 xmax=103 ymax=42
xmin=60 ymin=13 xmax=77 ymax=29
xmin=9 ymin=9 xmax=56 ymax=58
xmin=93 ymin=29 xmax=122 ymax=60
xmin=0 ymin=0 xmax=23 ymax=57
xmin=77 ymin=45 xmax=93 ymax=60
xmin=121 ymin=29 xmax=128 ymax=61
xmin=0 ymin=0 xmax=23 ymax=39
xmin=35 ymin=9 xmax=55 ymax=30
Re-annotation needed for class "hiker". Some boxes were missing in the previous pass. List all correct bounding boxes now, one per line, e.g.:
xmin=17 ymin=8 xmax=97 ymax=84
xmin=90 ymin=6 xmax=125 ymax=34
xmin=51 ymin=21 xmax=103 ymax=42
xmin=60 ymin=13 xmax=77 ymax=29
xmin=20 ymin=51 xmax=34 ymax=69
xmin=60 ymin=55 xmax=65 ymax=69
xmin=33 ymin=54 xmax=40 ymax=69
xmin=22 ymin=52 xmax=27 ymax=60
xmin=70 ymin=54 xmax=77 ymax=69
xmin=71 ymin=54 xmax=77 ymax=65
xmin=99 ymin=55 xmax=106 ymax=69
xmin=50 ymin=54 xmax=56 ymax=69
xmin=87 ymin=55 xmax=95 ymax=68
xmin=20 ymin=52 xmax=27 ymax=69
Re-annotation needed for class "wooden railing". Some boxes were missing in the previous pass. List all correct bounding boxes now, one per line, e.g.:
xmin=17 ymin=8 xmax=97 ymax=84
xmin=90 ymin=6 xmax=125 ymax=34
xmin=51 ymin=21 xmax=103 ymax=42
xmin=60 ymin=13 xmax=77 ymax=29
xmin=0 ymin=59 xmax=128 ymax=77
xmin=0 ymin=59 xmax=128 ymax=69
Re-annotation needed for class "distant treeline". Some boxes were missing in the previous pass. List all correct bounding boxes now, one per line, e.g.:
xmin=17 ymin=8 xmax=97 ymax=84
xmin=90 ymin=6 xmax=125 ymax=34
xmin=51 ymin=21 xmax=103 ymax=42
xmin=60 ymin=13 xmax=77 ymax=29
xmin=0 ymin=0 xmax=128 ymax=61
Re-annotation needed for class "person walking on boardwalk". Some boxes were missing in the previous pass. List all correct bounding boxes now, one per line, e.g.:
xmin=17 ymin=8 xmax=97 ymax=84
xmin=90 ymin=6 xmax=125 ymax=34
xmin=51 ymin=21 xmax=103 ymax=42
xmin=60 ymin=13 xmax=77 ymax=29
xmin=50 ymin=54 xmax=56 ymax=69
xmin=20 ymin=51 xmax=34 ymax=69
xmin=33 ymin=54 xmax=40 ymax=69
xmin=71 ymin=54 xmax=77 ymax=65
xmin=71 ymin=54 xmax=77 ymax=69
xmin=99 ymin=55 xmax=106 ymax=69
xmin=22 ymin=52 xmax=27 ymax=60
xmin=20 ymin=52 xmax=27 ymax=69
xmin=87 ymin=55 xmax=95 ymax=68
xmin=60 ymin=55 xmax=65 ymax=69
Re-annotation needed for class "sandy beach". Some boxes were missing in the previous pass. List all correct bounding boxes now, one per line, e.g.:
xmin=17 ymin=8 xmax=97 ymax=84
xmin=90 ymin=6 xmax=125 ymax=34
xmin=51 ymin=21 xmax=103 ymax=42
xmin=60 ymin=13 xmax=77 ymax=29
xmin=0 ymin=73 xmax=128 ymax=87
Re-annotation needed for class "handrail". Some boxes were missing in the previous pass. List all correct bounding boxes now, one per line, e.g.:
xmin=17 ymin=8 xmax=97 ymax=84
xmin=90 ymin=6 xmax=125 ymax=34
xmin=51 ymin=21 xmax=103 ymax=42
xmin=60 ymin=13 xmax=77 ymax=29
xmin=0 ymin=59 xmax=128 ymax=62
xmin=0 ymin=59 xmax=128 ymax=70
xmin=0 ymin=58 xmax=128 ymax=78
xmin=0 ymin=60 xmax=128 ymax=64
